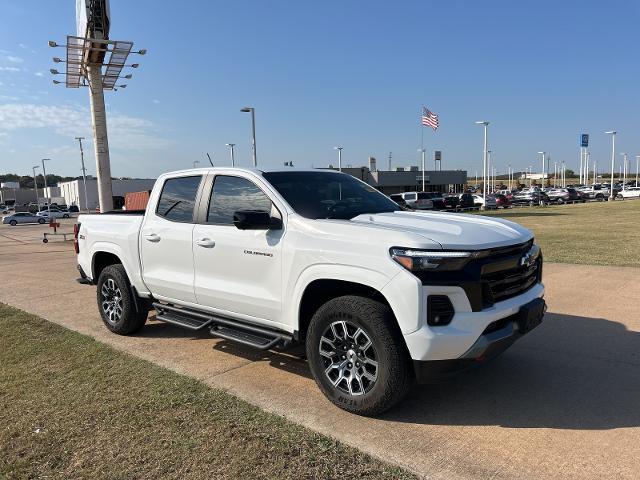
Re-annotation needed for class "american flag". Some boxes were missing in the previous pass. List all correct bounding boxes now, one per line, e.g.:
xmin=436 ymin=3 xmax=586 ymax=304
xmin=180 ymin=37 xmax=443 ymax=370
xmin=421 ymin=106 xmax=439 ymax=130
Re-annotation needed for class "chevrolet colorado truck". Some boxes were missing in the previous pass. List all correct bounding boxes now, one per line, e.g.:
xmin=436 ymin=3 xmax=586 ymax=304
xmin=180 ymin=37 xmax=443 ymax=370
xmin=75 ymin=168 xmax=545 ymax=415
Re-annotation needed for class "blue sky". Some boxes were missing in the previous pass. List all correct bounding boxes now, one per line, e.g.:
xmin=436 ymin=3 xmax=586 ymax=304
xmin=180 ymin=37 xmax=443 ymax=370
xmin=0 ymin=0 xmax=638 ymax=179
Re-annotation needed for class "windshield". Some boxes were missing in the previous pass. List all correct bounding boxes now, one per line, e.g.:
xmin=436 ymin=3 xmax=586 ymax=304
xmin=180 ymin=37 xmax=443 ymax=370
xmin=262 ymin=171 xmax=400 ymax=220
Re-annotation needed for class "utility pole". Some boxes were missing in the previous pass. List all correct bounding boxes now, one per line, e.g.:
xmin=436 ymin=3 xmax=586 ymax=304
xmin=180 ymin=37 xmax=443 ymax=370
xmin=388 ymin=152 xmax=392 ymax=171
xmin=75 ymin=137 xmax=89 ymax=212
xmin=418 ymin=148 xmax=426 ymax=191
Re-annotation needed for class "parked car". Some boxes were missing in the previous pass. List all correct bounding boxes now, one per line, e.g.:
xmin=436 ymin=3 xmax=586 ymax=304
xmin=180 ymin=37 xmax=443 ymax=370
xmin=458 ymin=193 xmax=476 ymax=208
xmin=389 ymin=194 xmax=408 ymax=209
xmin=397 ymin=192 xmax=433 ymax=210
xmin=419 ymin=192 xmax=446 ymax=210
xmin=442 ymin=194 xmax=460 ymax=209
xmin=512 ymin=189 xmax=550 ymax=205
xmin=494 ymin=194 xmax=511 ymax=208
xmin=471 ymin=194 xmax=485 ymax=207
xmin=578 ymin=185 xmax=610 ymax=201
xmin=36 ymin=209 xmax=71 ymax=219
xmin=2 ymin=212 xmax=47 ymax=226
xmin=617 ymin=186 xmax=640 ymax=199
xmin=68 ymin=205 xmax=80 ymax=213
xmin=76 ymin=168 xmax=545 ymax=416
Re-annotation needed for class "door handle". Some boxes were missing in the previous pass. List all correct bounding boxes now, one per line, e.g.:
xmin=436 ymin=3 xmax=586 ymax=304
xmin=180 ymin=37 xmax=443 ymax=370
xmin=144 ymin=233 xmax=161 ymax=243
xmin=195 ymin=238 xmax=216 ymax=248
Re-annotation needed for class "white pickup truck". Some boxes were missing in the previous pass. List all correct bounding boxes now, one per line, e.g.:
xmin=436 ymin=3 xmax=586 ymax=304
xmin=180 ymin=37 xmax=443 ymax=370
xmin=75 ymin=168 xmax=545 ymax=415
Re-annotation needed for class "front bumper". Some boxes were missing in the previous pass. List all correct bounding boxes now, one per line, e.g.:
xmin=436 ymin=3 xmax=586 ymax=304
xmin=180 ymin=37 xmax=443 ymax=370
xmin=412 ymin=296 xmax=546 ymax=383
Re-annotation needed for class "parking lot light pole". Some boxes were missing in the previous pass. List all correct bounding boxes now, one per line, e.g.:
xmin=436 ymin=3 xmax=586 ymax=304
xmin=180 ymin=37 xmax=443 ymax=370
xmin=32 ymin=166 xmax=40 ymax=205
xmin=334 ymin=146 xmax=344 ymax=172
xmin=635 ymin=155 xmax=639 ymax=188
xmin=75 ymin=137 xmax=89 ymax=213
xmin=475 ymin=121 xmax=489 ymax=209
xmin=620 ymin=153 xmax=628 ymax=190
xmin=605 ymin=131 xmax=617 ymax=200
xmin=537 ymin=152 xmax=546 ymax=187
xmin=225 ymin=143 xmax=236 ymax=166
xmin=42 ymin=158 xmax=51 ymax=219
xmin=240 ymin=107 xmax=257 ymax=167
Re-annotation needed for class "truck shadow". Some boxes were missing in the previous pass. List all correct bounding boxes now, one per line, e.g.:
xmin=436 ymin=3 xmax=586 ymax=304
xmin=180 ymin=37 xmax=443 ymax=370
xmin=380 ymin=312 xmax=640 ymax=430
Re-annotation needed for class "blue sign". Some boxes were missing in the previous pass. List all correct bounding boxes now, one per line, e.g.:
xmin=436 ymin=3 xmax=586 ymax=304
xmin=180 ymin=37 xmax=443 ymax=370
xmin=581 ymin=134 xmax=589 ymax=147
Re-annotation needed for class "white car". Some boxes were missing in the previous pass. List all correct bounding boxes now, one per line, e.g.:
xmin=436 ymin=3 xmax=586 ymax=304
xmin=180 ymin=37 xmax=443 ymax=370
xmin=36 ymin=209 xmax=71 ymax=219
xmin=2 ymin=212 xmax=47 ymax=226
xmin=75 ymin=168 xmax=545 ymax=416
xmin=472 ymin=194 xmax=485 ymax=206
xmin=618 ymin=187 xmax=640 ymax=199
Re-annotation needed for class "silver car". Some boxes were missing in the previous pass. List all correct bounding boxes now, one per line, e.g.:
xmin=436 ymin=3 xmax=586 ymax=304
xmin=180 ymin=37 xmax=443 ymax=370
xmin=2 ymin=212 xmax=47 ymax=226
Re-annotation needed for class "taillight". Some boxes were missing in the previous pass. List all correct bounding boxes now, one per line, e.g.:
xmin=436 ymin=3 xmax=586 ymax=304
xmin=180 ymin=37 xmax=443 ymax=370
xmin=73 ymin=223 xmax=81 ymax=254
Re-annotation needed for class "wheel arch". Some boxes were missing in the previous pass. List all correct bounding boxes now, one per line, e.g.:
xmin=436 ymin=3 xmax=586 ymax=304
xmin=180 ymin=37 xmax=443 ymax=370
xmin=297 ymin=278 xmax=395 ymax=343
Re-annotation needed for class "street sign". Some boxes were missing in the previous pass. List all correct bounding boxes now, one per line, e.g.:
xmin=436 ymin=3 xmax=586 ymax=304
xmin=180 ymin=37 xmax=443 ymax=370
xmin=581 ymin=134 xmax=589 ymax=147
xmin=434 ymin=151 xmax=442 ymax=161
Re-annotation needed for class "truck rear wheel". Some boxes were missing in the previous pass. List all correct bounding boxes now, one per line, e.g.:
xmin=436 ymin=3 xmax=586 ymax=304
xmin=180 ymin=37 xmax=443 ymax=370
xmin=306 ymin=295 xmax=413 ymax=416
xmin=97 ymin=264 xmax=148 ymax=335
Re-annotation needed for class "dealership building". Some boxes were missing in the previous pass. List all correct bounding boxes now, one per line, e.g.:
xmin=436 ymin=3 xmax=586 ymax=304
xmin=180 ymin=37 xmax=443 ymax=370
xmin=327 ymin=165 xmax=468 ymax=194
xmin=58 ymin=178 xmax=157 ymax=210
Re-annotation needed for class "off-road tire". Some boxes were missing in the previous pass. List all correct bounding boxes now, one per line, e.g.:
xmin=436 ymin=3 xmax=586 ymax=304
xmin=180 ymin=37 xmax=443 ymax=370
xmin=306 ymin=295 xmax=413 ymax=416
xmin=97 ymin=264 xmax=148 ymax=335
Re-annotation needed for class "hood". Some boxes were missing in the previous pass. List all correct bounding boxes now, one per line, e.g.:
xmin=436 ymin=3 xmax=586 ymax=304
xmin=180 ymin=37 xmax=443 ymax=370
xmin=349 ymin=211 xmax=532 ymax=250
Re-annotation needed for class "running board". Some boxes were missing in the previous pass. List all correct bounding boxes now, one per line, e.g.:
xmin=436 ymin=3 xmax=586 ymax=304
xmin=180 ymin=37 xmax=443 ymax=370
xmin=152 ymin=302 xmax=292 ymax=350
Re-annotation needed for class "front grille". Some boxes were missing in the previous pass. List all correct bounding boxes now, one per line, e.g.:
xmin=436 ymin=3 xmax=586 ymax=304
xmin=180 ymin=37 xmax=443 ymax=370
xmin=482 ymin=258 xmax=540 ymax=305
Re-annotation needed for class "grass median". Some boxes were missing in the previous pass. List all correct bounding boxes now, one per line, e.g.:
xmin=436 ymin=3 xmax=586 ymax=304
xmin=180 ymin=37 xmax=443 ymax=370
xmin=476 ymin=199 xmax=640 ymax=267
xmin=0 ymin=304 xmax=414 ymax=480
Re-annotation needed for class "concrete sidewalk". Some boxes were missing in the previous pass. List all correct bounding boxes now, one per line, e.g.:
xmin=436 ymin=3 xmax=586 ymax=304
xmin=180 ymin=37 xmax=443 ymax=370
xmin=1 ymin=221 xmax=639 ymax=479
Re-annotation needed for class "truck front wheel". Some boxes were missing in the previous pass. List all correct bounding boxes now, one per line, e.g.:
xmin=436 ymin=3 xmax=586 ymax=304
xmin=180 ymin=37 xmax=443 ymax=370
xmin=306 ymin=295 xmax=413 ymax=416
xmin=97 ymin=264 xmax=148 ymax=335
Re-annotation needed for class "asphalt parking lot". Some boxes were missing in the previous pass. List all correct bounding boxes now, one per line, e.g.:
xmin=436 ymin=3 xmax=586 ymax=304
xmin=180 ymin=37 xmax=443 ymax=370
xmin=1 ymin=219 xmax=639 ymax=479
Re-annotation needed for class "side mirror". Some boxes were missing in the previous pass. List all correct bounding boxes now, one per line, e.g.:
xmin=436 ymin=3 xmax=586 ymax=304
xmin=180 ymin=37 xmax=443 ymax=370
xmin=233 ymin=210 xmax=282 ymax=230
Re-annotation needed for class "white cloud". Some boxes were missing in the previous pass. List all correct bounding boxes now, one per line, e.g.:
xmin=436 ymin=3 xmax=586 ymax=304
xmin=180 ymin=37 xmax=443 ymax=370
xmin=153 ymin=99 xmax=160 ymax=104
xmin=34 ymin=72 xmax=44 ymax=77
xmin=0 ymin=66 xmax=20 ymax=72
xmin=6 ymin=55 xmax=23 ymax=63
xmin=0 ymin=103 xmax=171 ymax=151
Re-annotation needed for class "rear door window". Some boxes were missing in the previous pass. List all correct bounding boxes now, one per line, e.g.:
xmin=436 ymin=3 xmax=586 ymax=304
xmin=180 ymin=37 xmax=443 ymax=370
xmin=156 ymin=175 xmax=202 ymax=223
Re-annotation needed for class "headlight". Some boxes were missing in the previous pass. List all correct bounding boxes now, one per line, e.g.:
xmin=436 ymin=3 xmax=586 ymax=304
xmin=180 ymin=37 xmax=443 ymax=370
xmin=390 ymin=248 xmax=477 ymax=272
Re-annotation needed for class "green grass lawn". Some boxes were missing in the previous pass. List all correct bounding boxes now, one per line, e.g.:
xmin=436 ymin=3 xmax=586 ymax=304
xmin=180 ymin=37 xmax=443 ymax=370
xmin=476 ymin=199 xmax=640 ymax=267
xmin=0 ymin=304 xmax=414 ymax=480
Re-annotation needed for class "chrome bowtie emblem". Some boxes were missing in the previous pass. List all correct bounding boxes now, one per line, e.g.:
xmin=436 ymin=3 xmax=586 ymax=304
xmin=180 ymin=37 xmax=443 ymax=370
xmin=520 ymin=251 xmax=534 ymax=268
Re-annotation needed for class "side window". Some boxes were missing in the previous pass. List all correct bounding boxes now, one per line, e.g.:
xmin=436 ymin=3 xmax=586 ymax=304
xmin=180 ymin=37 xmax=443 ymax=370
xmin=156 ymin=175 xmax=202 ymax=223
xmin=207 ymin=175 xmax=273 ymax=225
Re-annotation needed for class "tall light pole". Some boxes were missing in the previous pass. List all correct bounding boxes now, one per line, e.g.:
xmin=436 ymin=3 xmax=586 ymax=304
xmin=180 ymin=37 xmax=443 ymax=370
xmin=528 ymin=165 xmax=533 ymax=187
xmin=620 ymin=153 xmax=628 ymax=190
xmin=475 ymin=121 xmax=489 ymax=209
xmin=605 ymin=131 xmax=617 ymax=200
xmin=226 ymin=143 xmax=236 ymax=166
xmin=240 ymin=107 xmax=257 ymax=167
xmin=75 ymin=137 xmax=89 ymax=212
xmin=635 ymin=155 xmax=639 ymax=188
xmin=507 ymin=164 xmax=511 ymax=190
xmin=32 ymin=166 xmax=40 ymax=205
xmin=42 ymin=158 xmax=51 ymax=219
xmin=334 ymin=146 xmax=344 ymax=172
xmin=418 ymin=148 xmax=426 ymax=191
xmin=537 ymin=152 xmax=546 ymax=187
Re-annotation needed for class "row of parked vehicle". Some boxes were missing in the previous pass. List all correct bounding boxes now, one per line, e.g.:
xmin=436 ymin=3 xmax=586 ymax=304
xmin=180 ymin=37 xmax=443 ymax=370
xmin=388 ymin=182 xmax=640 ymax=211
xmin=0 ymin=203 xmax=79 ymax=226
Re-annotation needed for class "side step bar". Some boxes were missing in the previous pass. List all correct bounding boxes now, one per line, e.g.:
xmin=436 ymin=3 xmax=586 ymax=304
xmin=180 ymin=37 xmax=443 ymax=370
xmin=152 ymin=302 xmax=292 ymax=350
